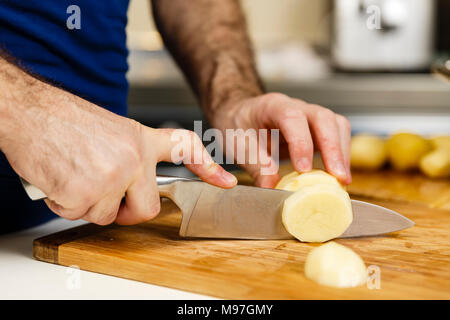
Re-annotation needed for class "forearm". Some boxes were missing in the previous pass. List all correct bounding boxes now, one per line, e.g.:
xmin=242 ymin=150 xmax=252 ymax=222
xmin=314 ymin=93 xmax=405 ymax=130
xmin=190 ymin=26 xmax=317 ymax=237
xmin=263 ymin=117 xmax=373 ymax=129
xmin=0 ymin=56 xmax=40 ymax=149
xmin=152 ymin=0 xmax=264 ymax=120
xmin=0 ymin=55 xmax=72 ymax=151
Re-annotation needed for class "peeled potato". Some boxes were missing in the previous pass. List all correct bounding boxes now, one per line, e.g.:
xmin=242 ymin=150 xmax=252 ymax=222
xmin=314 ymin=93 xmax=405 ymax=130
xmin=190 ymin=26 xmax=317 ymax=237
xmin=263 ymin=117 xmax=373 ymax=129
xmin=281 ymin=184 xmax=353 ymax=242
xmin=350 ymin=134 xmax=387 ymax=170
xmin=419 ymin=148 xmax=450 ymax=178
xmin=305 ymin=242 xmax=367 ymax=288
xmin=387 ymin=132 xmax=432 ymax=171
xmin=275 ymin=169 xmax=342 ymax=191
xmin=430 ymin=136 xmax=450 ymax=150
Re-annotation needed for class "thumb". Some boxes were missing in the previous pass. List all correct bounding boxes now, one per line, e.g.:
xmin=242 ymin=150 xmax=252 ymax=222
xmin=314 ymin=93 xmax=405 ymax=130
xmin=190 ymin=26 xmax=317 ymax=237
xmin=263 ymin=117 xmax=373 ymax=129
xmin=149 ymin=128 xmax=237 ymax=188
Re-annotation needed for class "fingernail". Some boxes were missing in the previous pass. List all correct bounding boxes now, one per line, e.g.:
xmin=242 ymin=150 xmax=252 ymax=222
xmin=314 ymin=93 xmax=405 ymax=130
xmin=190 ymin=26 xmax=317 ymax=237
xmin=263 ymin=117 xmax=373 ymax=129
xmin=222 ymin=172 xmax=237 ymax=186
xmin=334 ymin=162 xmax=347 ymax=179
xmin=296 ymin=157 xmax=312 ymax=172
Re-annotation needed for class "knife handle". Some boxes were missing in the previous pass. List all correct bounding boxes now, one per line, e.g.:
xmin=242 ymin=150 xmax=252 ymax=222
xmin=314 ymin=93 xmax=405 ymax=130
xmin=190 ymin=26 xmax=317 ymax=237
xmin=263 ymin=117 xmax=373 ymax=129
xmin=20 ymin=175 xmax=195 ymax=201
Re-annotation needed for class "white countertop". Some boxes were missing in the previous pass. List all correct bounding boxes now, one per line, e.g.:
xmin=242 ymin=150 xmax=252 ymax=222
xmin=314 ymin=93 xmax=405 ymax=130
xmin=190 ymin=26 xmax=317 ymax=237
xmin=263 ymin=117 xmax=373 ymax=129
xmin=0 ymin=218 xmax=213 ymax=300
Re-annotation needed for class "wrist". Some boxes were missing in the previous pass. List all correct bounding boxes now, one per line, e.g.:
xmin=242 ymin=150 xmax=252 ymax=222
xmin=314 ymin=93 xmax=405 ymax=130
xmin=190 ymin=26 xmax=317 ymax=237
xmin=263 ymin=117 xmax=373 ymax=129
xmin=203 ymin=52 xmax=264 ymax=122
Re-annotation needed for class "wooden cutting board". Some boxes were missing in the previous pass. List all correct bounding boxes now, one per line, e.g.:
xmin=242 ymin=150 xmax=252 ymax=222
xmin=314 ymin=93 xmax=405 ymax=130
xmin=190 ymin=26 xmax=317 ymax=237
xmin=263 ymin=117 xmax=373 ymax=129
xmin=33 ymin=168 xmax=450 ymax=299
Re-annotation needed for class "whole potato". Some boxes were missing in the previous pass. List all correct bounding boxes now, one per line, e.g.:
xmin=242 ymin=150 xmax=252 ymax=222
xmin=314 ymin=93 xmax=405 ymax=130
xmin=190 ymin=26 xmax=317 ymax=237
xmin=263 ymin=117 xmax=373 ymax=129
xmin=430 ymin=136 xmax=450 ymax=150
xmin=419 ymin=148 xmax=450 ymax=178
xmin=350 ymin=134 xmax=387 ymax=170
xmin=387 ymin=133 xmax=432 ymax=171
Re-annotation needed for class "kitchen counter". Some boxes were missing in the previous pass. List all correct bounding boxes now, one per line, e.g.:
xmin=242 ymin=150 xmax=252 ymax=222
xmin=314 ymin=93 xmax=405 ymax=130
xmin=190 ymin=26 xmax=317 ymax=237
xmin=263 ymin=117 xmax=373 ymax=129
xmin=0 ymin=217 xmax=212 ymax=299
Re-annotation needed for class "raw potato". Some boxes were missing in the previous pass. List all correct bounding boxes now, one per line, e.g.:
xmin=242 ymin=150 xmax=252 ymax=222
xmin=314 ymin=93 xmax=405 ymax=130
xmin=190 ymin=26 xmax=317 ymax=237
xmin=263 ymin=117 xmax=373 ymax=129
xmin=387 ymin=132 xmax=432 ymax=171
xmin=281 ymin=184 xmax=353 ymax=242
xmin=430 ymin=136 xmax=450 ymax=150
xmin=419 ymin=148 xmax=450 ymax=178
xmin=304 ymin=242 xmax=367 ymax=288
xmin=350 ymin=134 xmax=387 ymax=170
xmin=275 ymin=170 xmax=342 ymax=191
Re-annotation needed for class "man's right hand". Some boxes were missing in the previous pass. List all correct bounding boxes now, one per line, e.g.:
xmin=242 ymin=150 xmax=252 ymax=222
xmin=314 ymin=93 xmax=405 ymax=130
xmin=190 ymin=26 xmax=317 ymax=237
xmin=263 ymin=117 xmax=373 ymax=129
xmin=0 ymin=57 xmax=236 ymax=225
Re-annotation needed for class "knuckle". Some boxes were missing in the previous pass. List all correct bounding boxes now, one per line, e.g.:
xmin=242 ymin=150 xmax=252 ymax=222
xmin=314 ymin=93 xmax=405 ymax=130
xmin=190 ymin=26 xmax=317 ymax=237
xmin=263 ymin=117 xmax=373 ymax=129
xmin=96 ymin=210 xmax=118 ymax=226
xmin=316 ymin=107 xmax=335 ymax=120
xmin=281 ymin=107 xmax=305 ymax=120
xmin=64 ymin=213 xmax=83 ymax=221
xmin=289 ymin=136 xmax=313 ymax=152
xmin=142 ymin=200 xmax=161 ymax=221
xmin=56 ymin=180 xmax=94 ymax=208
xmin=336 ymin=115 xmax=351 ymax=131
xmin=265 ymin=92 xmax=286 ymax=102
xmin=324 ymin=142 xmax=340 ymax=154
xmin=62 ymin=208 xmax=86 ymax=221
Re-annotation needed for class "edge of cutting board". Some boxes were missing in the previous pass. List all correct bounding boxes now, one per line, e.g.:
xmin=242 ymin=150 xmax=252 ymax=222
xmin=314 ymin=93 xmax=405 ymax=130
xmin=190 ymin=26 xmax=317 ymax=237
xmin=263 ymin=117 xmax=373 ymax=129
xmin=33 ymin=223 xmax=112 ymax=264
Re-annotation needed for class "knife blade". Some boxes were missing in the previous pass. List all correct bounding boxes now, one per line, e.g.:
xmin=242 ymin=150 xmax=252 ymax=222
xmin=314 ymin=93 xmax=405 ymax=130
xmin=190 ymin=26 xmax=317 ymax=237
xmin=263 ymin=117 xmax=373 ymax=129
xmin=21 ymin=175 xmax=414 ymax=239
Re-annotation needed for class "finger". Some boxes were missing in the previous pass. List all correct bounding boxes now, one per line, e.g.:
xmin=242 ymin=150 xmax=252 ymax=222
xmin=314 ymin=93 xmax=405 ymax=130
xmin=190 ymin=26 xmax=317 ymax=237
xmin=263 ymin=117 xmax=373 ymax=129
xmin=336 ymin=115 xmax=352 ymax=184
xmin=115 ymin=167 xmax=161 ymax=225
xmin=268 ymin=103 xmax=314 ymax=173
xmin=44 ymin=198 xmax=90 ymax=221
xmin=309 ymin=108 xmax=348 ymax=183
xmin=153 ymin=128 xmax=237 ymax=188
xmin=82 ymin=195 xmax=122 ymax=226
xmin=240 ymin=147 xmax=280 ymax=188
xmin=221 ymin=124 xmax=279 ymax=188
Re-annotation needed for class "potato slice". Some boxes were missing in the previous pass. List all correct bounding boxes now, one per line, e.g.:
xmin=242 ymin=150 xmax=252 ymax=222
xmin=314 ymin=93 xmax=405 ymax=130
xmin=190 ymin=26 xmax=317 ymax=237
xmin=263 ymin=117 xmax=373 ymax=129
xmin=419 ymin=148 xmax=450 ymax=178
xmin=387 ymin=132 xmax=432 ymax=171
xmin=281 ymin=184 xmax=353 ymax=242
xmin=350 ymin=134 xmax=387 ymax=170
xmin=305 ymin=242 xmax=367 ymax=288
xmin=275 ymin=169 xmax=342 ymax=191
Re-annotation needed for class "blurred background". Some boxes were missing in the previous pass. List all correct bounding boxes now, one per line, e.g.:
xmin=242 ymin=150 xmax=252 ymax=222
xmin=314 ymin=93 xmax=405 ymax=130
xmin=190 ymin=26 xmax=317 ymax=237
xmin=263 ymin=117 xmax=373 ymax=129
xmin=125 ymin=0 xmax=450 ymax=137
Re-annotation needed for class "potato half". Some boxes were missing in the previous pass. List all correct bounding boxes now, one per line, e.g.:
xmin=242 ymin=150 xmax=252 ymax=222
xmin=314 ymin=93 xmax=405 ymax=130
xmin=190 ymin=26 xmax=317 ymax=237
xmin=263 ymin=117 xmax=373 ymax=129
xmin=281 ymin=184 xmax=353 ymax=242
xmin=305 ymin=242 xmax=367 ymax=288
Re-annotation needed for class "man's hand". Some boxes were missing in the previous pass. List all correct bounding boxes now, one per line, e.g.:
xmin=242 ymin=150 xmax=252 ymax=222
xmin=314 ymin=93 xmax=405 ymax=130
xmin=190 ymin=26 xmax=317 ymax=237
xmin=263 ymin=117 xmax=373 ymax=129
xmin=152 ymin=0 xmax=352 ymax=188
xmin=210 ymin=93 xmax=352 ymax=188
xmin=0 ymin=57 xmax=236 ymax=225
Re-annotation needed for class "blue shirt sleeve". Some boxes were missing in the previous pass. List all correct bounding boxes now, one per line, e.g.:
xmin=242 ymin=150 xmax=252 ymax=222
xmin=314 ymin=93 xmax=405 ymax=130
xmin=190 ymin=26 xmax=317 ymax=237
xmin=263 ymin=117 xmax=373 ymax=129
xmin=0 ymin=1 xmax=130 ymax=233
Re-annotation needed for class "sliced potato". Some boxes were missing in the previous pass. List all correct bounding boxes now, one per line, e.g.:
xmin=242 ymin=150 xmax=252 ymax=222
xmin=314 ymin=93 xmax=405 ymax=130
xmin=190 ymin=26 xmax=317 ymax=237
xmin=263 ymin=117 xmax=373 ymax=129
xmin=387 ymin=132 xmax=432 ymax=171
xmin=305 ymin=242 xmax=367 ymax=288
xmin=275 ymin=169 xmax=342 ymax=191
xmin=419 ymin=148 xmax=450 ymax=178
xmin=281 ymin=184 xmax=353 ymax=242
xmin=350 ymin=134 xmax=387 ymax=170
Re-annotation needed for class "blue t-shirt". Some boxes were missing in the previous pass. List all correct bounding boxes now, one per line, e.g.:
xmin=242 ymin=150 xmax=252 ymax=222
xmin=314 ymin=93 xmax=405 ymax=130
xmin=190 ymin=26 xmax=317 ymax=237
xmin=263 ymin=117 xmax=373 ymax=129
xmin=0 ymin=1 xmax=130 ymax=233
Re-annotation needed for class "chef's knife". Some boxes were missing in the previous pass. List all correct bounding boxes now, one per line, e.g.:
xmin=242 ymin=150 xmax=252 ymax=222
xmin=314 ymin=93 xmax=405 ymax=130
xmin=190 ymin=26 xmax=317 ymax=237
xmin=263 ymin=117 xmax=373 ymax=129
xmin=20 ymin=175 xmax=414 ymax=239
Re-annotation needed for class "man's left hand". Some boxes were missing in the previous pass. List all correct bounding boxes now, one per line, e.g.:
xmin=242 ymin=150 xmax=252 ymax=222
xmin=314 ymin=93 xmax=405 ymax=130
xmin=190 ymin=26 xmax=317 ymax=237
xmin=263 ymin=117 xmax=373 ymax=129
xmin=209 ymin=93 xmax=352 ymax=188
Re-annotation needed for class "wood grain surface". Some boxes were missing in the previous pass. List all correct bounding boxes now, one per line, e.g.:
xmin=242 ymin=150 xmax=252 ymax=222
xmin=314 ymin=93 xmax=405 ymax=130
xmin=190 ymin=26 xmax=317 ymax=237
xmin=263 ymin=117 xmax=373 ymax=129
xmin=33 ymin=167 xmax=450 ymax=299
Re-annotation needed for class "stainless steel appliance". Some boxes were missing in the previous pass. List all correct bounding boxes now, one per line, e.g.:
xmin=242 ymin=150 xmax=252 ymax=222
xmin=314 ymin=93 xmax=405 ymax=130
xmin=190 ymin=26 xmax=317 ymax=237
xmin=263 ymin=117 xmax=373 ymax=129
xmin=332 ymin=0 xmax=436 ymax=71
